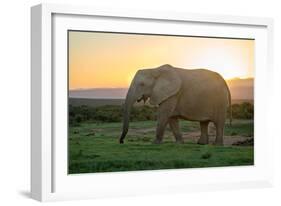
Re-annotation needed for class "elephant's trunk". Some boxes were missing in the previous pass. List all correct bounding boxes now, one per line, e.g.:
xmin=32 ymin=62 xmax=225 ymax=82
xmin=119 ymin=86 xmax=137 ymax=144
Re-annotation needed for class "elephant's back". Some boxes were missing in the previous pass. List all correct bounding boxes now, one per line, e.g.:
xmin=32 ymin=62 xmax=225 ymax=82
xmin=177 ymin=68 xmax=228 ymax=92
xmin=175 ymin=68 xmax=230 ymax=121
xmin=178 ymin=68 xmax=224 ymax=83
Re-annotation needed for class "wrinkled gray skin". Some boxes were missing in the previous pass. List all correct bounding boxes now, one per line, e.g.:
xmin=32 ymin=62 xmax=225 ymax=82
xmin=119 ymin=64 xmax=232 ymax=145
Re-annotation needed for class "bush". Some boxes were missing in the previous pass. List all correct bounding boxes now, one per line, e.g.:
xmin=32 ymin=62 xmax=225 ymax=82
xmin=75 ymin=114 xmax=83 ymax=123
xmin=69 ymin=102 xmax=253 ymax=125
xmin=69 ymin=104 xmax=157 ymax=125
xmin=230 ymin=102 xmax=254 ymax=119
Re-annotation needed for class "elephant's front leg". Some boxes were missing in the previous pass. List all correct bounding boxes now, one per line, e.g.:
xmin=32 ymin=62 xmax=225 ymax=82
xmin=153 ymin=96 xmax=178 ymax=144
xmin=169 ymin=118 xmax=184 ymax=144
xmin=198 ymin=121 xmax=209 ymax=145
xmin=153 ymin=115 xmax=169 ymax=144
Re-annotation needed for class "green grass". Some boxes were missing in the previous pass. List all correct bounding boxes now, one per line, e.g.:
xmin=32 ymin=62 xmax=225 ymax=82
xmin=69 ymin=120 xmax=254 ymax=174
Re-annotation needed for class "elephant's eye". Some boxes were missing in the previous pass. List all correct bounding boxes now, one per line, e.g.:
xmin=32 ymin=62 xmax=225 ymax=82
xmin=140 ymin=82 xmax=145 ymax=86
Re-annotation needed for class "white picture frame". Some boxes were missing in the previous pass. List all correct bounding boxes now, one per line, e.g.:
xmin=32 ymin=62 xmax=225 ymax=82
xmin=31 ymin=3 xmax=274 ymax=202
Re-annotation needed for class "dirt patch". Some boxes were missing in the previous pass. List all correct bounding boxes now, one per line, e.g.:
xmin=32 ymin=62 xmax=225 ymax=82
xmin=180 ymin=123 xmax=253 ymax=146
xmin=128 ymin=121 xmax=253 ymax=146
xmin=182 ymin=131 xmax=253 ymax=146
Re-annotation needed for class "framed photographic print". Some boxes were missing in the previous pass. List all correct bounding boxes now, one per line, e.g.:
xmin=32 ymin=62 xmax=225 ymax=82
xmin=31 ymin=3 xmax=274 ymax=201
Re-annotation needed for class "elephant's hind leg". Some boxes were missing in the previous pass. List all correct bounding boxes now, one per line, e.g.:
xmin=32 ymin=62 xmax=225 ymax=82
xmin=198 ymin=121 xmax=209 ymax=145
xmin=214 ymin=120 xmax=225 ymax=146
xmin=169 ymin=118 xmax=184 ymax=144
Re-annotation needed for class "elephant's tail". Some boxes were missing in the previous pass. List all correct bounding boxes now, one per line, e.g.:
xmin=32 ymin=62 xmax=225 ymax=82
xmin=227 ymin=84 xmax=232 ymax=127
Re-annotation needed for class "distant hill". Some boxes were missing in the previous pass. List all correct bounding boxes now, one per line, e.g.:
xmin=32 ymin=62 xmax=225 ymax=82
xmin=69 ymin=77 xmax=254 ymax=106
xmin=69 ymin=98 xmax=125 ymax=107
xmin=226 ymin=78 xmax=254 ymax=100
xmin=69 ymin=88 xmax=128 ymax=99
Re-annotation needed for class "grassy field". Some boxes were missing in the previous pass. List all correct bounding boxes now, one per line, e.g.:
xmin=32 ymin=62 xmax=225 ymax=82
xmin=68 ymin=119 xmax=254 ymax=174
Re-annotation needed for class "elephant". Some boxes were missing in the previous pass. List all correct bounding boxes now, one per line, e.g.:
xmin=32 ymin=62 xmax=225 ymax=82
xmin=119 ymin=64 xmax=232 ymax=145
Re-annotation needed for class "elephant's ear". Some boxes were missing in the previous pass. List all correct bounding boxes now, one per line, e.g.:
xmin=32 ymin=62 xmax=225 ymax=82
xmin=150 ymin=65 xmax=182 ymax=105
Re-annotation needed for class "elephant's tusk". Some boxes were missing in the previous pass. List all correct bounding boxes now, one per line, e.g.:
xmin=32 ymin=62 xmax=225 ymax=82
xmin=143 ymin=96 xmax=148 ymax=104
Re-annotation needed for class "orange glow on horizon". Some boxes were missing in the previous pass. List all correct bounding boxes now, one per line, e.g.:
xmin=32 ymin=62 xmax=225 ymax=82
xmin=69 ymin=32 xmax=254 ymax=90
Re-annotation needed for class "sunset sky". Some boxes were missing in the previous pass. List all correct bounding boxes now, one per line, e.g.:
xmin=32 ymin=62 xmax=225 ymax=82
xmin=69 ymin=31 xmax=254 ymax=90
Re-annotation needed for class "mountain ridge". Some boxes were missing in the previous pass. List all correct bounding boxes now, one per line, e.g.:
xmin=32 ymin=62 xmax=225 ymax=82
xmin=69 ymin=77 xmax=254 ymax=100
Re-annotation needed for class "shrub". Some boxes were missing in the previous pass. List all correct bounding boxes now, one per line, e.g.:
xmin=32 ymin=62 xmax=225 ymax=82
xmin=230 ymin=102 xmax=254 ymax=119
xmin=69 ymin=102 xmax=253 ymax=124
xmin=75 ymin=114 xmax=83 ymax=123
